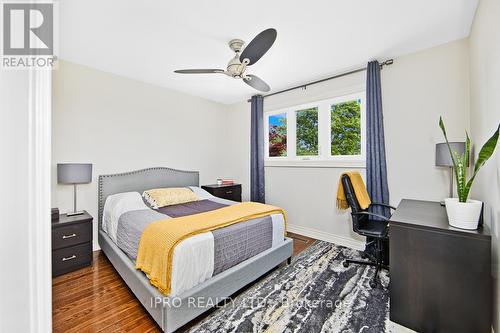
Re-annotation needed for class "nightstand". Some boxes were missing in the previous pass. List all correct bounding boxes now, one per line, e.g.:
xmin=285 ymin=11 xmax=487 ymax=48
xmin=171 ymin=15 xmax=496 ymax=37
xmin=52 ymin=211 xmax=93 ymax=277
xmin=201 ymin=184 xmax=242 ymax=202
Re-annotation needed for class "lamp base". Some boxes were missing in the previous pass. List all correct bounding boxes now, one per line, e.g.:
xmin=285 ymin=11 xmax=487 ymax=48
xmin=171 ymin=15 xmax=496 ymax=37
xmin=67 ymin=211 xmax=85 ymax=217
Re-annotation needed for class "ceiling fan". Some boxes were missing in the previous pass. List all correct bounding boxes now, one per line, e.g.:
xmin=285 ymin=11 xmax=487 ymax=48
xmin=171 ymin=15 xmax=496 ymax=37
xmin=174 ymin=28 xmax=277 ymax=92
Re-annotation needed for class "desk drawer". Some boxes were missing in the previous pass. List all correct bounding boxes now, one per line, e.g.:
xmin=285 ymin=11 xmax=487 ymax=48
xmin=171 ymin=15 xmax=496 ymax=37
xmin=52 ymin=222 xmax=92 ymax=250
xmin=212 ymin=186 xmax=241 ymax=202
xmin=52 ymin=242 xmax=92 ymax=276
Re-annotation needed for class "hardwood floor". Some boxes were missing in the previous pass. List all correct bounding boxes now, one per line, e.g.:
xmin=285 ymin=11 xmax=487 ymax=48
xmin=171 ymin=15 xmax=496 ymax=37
xmin=52 ymin=233 xmax=316 ymax=333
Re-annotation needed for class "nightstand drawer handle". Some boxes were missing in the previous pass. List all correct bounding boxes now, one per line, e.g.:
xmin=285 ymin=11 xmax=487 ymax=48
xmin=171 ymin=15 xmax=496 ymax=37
xmin=62 ymin=233 xmax=77 ymax=239
xmin=226 ymin=190 xmax=233 ymax=194
xmin=62 ymin=255 xmax=76 ymax=262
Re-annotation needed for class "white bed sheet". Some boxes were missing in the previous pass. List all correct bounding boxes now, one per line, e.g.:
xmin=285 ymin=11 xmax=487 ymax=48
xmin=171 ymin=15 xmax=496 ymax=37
xmin=102 ymin=191 xmax=149 ymax=243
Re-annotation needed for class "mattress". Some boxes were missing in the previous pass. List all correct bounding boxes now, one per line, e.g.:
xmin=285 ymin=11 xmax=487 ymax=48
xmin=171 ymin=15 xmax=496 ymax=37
xmin=102 ymin=186 xmax=285 ymax=296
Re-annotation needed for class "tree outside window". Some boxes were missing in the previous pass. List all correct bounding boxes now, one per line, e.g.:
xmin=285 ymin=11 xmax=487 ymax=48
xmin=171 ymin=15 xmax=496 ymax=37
xmin=265 ymin=92 xmax=364 ymax=163
xmin=296 ymin=107 xmax=318 ymax=156
xmin=331 ymin=100 xmax=361 ymax=155
xmin=268 ymin=113 xmax=287 ymax=157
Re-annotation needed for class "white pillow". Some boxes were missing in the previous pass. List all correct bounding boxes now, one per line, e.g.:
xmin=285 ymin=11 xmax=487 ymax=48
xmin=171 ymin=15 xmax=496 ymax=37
xmin=102 ymin=192 xmax=149 ymax=243
xmin=188 ymin=186 xmax=215 ymax=199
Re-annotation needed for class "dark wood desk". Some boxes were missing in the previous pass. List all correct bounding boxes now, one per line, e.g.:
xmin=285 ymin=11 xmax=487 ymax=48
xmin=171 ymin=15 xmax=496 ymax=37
xmin=390 ymin=199 xmax=491 ymax=333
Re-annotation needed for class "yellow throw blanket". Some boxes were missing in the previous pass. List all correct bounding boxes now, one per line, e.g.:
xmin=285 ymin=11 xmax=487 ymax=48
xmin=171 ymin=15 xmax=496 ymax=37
xmin=336 ymin=171 xmax=371 ymax=210
xmin=135 ymin=202 xmax=287 ymax=295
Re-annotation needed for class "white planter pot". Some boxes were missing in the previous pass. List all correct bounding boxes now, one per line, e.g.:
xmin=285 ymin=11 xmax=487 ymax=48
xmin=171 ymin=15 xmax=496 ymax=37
xmin=444 ymin=198 xmax=482 ymax=230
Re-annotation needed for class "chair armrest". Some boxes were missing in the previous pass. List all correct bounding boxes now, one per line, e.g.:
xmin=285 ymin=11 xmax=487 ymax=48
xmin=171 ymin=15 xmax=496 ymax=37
xmin=370 ymin=202 xmax=397 ymax=210
xmin=351 ymin=211 xmax=390 ymax=221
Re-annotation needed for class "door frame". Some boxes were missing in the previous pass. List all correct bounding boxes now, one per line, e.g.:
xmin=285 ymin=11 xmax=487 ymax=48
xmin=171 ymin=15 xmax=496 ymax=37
xmin=27 ymin=68 xmax=52 ymax=332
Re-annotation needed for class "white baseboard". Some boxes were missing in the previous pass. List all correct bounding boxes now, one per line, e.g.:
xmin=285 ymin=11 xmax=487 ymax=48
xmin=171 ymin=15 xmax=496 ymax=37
xmin=287 ymin=224 xmax=365 ymax=251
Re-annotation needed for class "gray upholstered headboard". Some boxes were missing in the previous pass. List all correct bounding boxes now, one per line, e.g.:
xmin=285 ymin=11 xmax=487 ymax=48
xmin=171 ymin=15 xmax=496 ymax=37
xmin=98 ymin=167 xmax=199 ymax=227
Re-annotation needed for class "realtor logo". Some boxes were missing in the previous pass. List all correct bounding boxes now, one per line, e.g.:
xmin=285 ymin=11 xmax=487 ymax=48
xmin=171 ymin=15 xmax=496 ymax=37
xmin=3 ymin=3 xmax=53 ymax=55
xmin=1 ymin=2 xmax=56 ymax=69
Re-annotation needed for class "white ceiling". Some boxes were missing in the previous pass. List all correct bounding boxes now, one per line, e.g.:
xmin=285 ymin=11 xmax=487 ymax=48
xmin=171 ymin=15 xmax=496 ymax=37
xmin=59 ymin=0 xmax=478 ymax=104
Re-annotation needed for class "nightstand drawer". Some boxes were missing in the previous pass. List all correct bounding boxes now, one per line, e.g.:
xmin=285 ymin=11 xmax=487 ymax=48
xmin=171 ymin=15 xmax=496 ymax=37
xmin=52 ymin=242 xmax=92 ymax=276
xmin=52 ymin=222 xmax=92 ymax=250
xmin=211 ymin=186 xmax=242 ymax=202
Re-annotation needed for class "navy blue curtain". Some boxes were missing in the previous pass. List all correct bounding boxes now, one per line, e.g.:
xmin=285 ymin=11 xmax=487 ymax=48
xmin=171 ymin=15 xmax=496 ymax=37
xmin=366 ymin=61 xmax=390 ymax=218
xmin=250 ymin=95 xmax=265 ymax=203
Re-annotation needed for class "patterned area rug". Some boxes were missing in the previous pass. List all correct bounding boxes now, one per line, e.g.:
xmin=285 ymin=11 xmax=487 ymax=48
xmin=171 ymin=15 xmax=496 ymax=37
xmin=187 ymin=241 xmax=390 ymax=333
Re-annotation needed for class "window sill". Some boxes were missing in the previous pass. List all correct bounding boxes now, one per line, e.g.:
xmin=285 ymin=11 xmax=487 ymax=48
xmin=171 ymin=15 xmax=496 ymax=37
xmin=264 ymin=159 xmax=366 ymax=169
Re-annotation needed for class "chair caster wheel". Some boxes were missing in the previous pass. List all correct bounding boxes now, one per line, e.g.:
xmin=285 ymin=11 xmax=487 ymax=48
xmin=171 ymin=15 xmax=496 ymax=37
xmin=343 ymin=261 xmax=349 ymax=268
xmin=369 ymin=280 xmax=377 ymax=288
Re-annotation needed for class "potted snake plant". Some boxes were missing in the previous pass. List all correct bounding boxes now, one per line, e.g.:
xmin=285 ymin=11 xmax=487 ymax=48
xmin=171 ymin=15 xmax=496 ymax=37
xmin=439 ymin=117 xmax=499 ymax=229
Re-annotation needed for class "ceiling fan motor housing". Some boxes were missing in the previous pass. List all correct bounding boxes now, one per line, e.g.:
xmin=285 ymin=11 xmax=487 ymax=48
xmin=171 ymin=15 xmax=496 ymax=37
xmin=227 ymin=39 xmax=247 ymax=78
xmin=227 ymin=55 xmax=245 ymax=78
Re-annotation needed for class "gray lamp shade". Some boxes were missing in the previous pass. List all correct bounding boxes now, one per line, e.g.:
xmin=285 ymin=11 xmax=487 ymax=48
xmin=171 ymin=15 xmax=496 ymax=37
xmin=435 ymin=142 xmax=468 ymax=167
xmin=57 ymin=163 xmax=92 ymax=184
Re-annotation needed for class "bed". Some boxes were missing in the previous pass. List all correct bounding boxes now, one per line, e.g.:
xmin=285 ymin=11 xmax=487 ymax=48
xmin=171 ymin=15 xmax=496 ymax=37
xmin=97 ymin=167 xmax=293 ymax=332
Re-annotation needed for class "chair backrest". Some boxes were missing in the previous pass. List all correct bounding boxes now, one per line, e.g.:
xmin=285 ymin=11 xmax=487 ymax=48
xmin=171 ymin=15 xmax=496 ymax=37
xmin=341 ymin=174 xmax=369 ymax=232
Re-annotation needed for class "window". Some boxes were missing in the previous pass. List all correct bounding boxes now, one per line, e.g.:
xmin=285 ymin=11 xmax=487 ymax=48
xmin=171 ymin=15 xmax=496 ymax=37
xmin=331 ymin=99 xmax=361 ymax=156
xmin=296 ymin=107 xmax=318 ymax=156
xmin=264 ymin=92 xmax=365 ymax=166
xmin=268 ymin=113 xmax=287 ymax=157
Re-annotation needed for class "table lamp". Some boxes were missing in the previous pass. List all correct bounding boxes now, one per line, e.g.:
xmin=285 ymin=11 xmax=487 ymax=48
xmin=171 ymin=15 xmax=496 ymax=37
xmin=57 ymin=163 xmax=92 ymax=216
xmin=435 ymin=142 xmax=468 ymax=200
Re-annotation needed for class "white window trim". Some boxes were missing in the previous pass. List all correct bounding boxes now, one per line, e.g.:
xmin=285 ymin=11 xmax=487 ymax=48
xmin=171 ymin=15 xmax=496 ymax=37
xmin=264 ymin=92 xmax=366 ymax=168
xmin=265 ymin=159 xmax=366 ymax=168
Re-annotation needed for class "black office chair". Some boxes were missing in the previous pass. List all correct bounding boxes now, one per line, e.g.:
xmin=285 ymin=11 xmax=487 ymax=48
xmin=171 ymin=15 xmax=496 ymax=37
xmin=341 ymin=174 xmax=395 ymax=288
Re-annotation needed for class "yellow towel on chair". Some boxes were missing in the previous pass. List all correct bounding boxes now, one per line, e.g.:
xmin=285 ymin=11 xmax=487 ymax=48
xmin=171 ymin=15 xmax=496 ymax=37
xmin=135 ymin=202 xmax=287 ymax=295
xmin=336 ymin=171 xmax=371 ymax=210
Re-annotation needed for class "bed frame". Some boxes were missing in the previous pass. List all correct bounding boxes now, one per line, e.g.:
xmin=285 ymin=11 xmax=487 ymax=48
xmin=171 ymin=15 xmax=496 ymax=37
xmin=98 ymin=167 xmax=293 ymax=332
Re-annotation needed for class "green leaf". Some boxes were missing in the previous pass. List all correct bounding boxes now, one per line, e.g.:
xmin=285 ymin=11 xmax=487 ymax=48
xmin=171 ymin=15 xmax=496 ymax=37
xmin=473 ymin=124 xmax=499 ymax=174
xmin=464 ymin=131 xmax=470 ymax=170
xmin=438 ymin=119 xmax=499 ymax=202
xmin=439 ymin=117 xmax=461 ymax=195
xmin=453 ymin=151 xmax=467 ymax=201
xmin=463 ymin=124 xmax=500 ymax=200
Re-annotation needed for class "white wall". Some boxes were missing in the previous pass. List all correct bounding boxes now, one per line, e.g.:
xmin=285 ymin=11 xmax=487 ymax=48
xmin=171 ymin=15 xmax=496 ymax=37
xmin=0 ymin=70 xmax=52 ymax=332
xmin=52 ymin=60 xmax=231 ymax=249
xmin=383 ymin=39 xmax=470 ymax=204
xmin=0 ymin=70 xmax=32 ymax=333
xmin=226 ymin=39 xmax=470 ymax=248
xmin=468 ymin=0 xmax=500 ymax=330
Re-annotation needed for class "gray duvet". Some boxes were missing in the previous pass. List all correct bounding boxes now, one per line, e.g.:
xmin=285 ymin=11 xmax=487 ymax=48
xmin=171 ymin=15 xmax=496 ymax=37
xmin=115 ymin=199 xmax=273 ymax=276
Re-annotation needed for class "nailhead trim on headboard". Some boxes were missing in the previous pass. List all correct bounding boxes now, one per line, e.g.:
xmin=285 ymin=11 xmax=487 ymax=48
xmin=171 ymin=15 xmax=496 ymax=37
xmin=98 ymin=167 xmax=199 ymax=227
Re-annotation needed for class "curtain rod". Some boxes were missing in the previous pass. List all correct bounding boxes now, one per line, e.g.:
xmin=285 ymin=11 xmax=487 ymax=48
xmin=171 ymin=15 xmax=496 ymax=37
xmin=247 ymin=59 xmax=394 ymax=102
